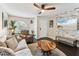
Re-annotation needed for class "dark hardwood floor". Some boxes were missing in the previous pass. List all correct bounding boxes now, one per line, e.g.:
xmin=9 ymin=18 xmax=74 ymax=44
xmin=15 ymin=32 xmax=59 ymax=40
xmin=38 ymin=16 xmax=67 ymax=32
xmin=35 ymin=37 xmax=79 ymax=56
xmin=56 ymin=42 xmax=79 ymax=56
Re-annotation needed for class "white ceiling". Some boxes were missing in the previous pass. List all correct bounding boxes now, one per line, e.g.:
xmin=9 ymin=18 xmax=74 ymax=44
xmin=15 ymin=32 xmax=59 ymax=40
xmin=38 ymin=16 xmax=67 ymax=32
xmin=1 ymin=3 xmax=79 ymax=17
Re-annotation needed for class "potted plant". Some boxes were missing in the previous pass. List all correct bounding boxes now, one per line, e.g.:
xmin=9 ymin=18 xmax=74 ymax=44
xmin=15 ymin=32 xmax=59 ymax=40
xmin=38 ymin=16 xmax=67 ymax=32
xmin=9 ymin=20 xmax=16 ymax=35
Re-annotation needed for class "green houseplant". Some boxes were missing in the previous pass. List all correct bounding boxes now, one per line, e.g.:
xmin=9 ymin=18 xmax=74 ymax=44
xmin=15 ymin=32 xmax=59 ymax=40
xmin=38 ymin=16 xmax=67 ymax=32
xmin=10 ymin=20 xmax=16 ymax=35
xmin=10 ymin=20 xmax=16 ymax=29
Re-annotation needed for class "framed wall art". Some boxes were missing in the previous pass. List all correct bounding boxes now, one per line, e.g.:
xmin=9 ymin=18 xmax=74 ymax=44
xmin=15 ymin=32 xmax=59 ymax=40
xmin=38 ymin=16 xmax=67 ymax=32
xmin=49 ymin=20 xmax=53 ymax=28
xmin=2 ymin=12 xmax=8 ymax=28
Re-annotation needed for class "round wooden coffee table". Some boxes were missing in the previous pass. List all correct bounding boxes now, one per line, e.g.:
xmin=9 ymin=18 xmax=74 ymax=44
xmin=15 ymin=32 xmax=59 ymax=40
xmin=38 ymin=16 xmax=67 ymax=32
xmin=38 ymin=40 xmax=56 ymax=56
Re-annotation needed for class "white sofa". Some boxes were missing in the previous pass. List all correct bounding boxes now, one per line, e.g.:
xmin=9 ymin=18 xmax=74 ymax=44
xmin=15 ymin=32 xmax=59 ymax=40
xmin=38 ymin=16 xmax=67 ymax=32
xmin=56 ymin=36 xmax=76 ymax=46
xmin=14 ymin=39 xmax=32 ymax=56
xmin=0 ymin=38 xmax=32 ymax=56
xmin=57 ymin=31 xmax=76 ymax=46
xmin=0 ymin=28 xmax=32 ymax=56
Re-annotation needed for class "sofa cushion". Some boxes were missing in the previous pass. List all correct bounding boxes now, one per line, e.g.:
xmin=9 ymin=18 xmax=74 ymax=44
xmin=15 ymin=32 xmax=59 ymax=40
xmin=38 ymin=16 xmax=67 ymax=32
xmin=0 ymin=47 xmax=15 ymax=56
xmin=15 ymin=48 xmax=32 ymax=56
xmin=5 ymin=37 xmax=18 ymax=50
xmin=0 ymin=41 xmax=7 ymax=47
xmin=14 ymin=39 xmax=28 ymax=52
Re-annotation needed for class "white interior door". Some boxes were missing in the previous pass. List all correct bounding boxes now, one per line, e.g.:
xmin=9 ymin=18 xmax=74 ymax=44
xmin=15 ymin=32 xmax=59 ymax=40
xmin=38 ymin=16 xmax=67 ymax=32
xmin=37 ymin=17 xmax=48 ymax=38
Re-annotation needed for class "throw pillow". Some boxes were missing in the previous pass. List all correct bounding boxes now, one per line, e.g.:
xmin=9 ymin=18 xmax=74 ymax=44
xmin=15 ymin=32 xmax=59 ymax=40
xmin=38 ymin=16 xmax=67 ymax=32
xmin=5 ymin=37 xmax=18 ymax=50
xmin=14 ymin=39 xmax=28 ymax=52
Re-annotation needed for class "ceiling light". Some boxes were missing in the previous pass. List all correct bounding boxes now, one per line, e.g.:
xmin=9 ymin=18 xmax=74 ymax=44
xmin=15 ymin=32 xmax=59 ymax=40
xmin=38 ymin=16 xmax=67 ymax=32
xmin=41 ymin=10 xmax=45 ymax=12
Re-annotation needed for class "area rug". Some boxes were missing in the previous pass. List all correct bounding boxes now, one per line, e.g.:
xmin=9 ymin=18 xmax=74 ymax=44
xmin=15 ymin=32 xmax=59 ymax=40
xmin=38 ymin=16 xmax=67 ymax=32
xmin=28 ymin=43 xmax=66 ymax=56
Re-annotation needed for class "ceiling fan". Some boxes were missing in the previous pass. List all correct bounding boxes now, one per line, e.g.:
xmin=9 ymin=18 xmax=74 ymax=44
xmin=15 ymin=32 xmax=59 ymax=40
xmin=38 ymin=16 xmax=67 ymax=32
xmin=33 ymin=3 xmax=56 ymax=14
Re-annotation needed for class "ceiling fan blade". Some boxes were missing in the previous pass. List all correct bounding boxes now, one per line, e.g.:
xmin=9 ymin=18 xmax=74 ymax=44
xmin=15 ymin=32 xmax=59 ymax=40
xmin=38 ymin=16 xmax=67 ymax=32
xmin=33 ymin=3 xmax=41 ymax=9
xmin=44 ymin=7 xmax=56 ymax=10
xmin=41 ymin=4 xmax=45 ymax=9
xmin=38 ymin=11 xmax=42 ymax=14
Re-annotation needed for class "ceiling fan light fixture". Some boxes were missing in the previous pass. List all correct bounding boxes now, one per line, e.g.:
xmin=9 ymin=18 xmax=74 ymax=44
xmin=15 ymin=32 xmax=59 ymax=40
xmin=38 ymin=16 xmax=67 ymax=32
xmin=41 ymin=10 xmax=45 ymax=12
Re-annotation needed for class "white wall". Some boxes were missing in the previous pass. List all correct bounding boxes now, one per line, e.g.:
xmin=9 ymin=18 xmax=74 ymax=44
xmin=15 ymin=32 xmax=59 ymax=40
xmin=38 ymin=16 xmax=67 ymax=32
xmin=0 ymin=5 xmax=8 ymax=42
xmin=37 ymin=16 xmax=58 ymax=40
xmin=8 ymin=15 xmax=37 ymax=38
xmin=8 ymin=16 xmax=33 ymax=30
xmin=34 ymin=16 xmax=37 ymax=39
xmin=0 ymin=5 xmax=2 ymax=31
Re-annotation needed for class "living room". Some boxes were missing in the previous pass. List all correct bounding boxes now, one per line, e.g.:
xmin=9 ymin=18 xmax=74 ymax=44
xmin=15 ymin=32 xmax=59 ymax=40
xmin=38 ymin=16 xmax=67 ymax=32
xmin=0 ymin=3 xmax=79 ymax=56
